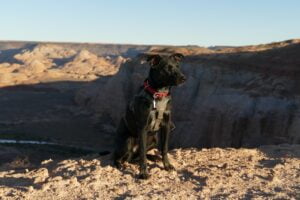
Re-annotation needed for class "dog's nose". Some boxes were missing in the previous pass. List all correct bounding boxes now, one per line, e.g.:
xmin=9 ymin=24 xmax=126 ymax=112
xmin=180 ymin=75 xmax=186 ymax=82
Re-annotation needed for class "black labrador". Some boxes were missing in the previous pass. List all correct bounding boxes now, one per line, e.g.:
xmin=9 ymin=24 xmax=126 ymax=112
xmin=113 ymin=53 xmax=186 ymax=179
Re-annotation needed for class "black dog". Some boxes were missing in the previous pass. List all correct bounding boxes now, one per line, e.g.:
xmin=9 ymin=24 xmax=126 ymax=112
xmin=113 ymin=53 xmax=186 ymax=179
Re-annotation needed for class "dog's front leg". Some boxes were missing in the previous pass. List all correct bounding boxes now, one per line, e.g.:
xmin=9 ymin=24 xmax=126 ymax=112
xmin=138 ymin=127 xmax=149 ymax=179
xmin=161 ymin=113 xmax=175 ymax=171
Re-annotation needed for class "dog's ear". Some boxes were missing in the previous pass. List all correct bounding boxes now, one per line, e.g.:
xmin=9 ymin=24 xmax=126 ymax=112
xmin=147 ymin=54 xmax=161 ymax=67
xmin=170 ymin=53 xmax=184 ymax=62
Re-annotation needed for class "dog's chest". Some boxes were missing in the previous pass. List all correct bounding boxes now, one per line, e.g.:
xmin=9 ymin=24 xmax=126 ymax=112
xmin=149 ymin=98 xmax=170 ymax=132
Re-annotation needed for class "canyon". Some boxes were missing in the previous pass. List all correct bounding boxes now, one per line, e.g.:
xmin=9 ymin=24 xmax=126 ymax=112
xmin=0 ymin=40 xmax=299 ymax=199
xmin=1 ymin=40 xmax=299 ymax=150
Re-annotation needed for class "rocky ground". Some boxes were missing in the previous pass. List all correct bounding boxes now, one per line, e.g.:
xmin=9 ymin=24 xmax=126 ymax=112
xmin=0 ymin=144 xmax=299 ymax=200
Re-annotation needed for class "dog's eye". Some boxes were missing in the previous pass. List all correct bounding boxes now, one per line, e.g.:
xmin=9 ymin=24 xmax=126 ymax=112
xmin=168 ymin=65 xmax=173 ymax=71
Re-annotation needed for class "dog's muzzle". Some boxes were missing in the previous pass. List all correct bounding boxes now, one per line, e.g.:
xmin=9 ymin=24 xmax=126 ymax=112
xmin=176 ymin=75 xmax=186 ymax=85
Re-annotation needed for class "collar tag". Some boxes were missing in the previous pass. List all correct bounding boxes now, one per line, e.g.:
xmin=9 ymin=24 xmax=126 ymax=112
xmin=153 ymin=99 xmax=156 ymax=109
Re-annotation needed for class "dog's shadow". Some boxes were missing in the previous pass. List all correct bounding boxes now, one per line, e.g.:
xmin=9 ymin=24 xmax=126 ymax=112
xmin=178 ymin=169 xmax=208 ymax=192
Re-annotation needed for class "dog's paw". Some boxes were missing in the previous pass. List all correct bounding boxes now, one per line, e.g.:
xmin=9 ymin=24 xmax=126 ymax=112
xmin=138 ymin=173 xmax=150 ymax=179
xmin=114 ymin=161 xmax=124 ymax=170
xmin=138 ymin=166 xmax=150 ymax=179
xmin=164 ymin=163 xmax=175 ymax=171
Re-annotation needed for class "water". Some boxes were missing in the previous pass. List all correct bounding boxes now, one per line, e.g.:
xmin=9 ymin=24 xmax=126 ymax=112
xmin=0 ymin=139 xmax=110 ymax=155
xmin=0 ymin=139 xmax=57 ymax=145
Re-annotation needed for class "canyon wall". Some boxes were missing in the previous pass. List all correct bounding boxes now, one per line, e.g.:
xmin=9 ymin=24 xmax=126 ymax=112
xmin=0 ymin=40 xmax=299 ymax=150
xmin=76 ymin=43 xmax=300 ymax=148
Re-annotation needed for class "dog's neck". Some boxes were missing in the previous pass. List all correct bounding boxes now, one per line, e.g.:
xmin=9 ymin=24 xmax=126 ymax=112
xmin=144 ymin=77 xmax=170 ymax=99
xmin=147 ymin=76 xmax=170 ymax=92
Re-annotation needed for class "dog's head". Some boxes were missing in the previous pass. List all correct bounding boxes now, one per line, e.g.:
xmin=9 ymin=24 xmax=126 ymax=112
xmin=146 ymin=53 xmax=186 ymax=88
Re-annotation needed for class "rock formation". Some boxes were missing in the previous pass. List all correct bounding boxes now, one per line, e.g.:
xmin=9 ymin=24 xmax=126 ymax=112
xmin=76 ymin=41 xmax=300 ymax=148
xmin=0 ymin=40 xmax=299 ymax=150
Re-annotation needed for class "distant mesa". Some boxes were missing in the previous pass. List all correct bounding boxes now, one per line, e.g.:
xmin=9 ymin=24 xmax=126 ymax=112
xmin=0 ymin=43 xmax=128 ymax=87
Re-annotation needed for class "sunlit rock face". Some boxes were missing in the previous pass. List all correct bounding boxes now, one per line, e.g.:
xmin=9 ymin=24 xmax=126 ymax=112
xmin=76 ymin=42 xmax=300 ymax=148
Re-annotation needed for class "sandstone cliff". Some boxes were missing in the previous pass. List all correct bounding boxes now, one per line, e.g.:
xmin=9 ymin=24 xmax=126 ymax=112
xmin=76 ymin=41 xmax=300 ymax=148
xmin=0 ymin=40 xmax=299 ymax=150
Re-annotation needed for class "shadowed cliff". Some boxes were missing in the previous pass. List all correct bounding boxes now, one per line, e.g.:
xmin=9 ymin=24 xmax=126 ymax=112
xmin=0 ymin=40 xmax=299 ymax=150
xmin=76 ymin=42 xmax=300 ymax=148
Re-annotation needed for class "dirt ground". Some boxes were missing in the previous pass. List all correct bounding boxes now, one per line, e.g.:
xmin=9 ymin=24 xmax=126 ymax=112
xmin=0 ymin=144 xmax=299 ymax=200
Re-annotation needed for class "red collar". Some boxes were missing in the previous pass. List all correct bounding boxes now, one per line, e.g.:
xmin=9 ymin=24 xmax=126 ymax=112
xmin=143 ymin=80 xmax=169 ymax=99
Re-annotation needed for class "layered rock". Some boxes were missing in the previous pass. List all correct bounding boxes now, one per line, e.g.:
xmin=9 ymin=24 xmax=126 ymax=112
xmin=61 ymin=50 xmax=124 ymax=77
xmin=76 ymin=42 xmax=300 ymax=148
xmin=0 ymin=44 xmax=124 ymax=150
xmin=0 ymin=44 xmax=124 ymax=87
xmin=0 ymin=40 xmax=299 ymax=149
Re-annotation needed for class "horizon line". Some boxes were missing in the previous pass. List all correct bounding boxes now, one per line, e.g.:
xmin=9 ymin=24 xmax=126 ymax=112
xmin=0 ymin=38 xmax=299 ymax=48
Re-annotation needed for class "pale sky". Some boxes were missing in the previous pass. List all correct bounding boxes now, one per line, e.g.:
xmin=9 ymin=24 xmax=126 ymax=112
xmin=0 ymin=0 xmax=299 ymax=46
